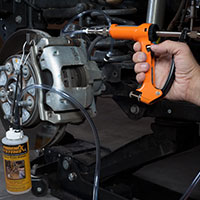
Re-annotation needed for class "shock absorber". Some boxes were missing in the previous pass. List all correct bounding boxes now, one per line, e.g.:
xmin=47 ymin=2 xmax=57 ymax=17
xmin=146 ymin=0 xmax=166 ymax=28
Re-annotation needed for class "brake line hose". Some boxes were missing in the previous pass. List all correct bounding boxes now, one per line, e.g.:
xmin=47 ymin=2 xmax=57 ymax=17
xmin=61 ymin=9 xmax=114 ymax=62
xmin=62 ymin=9 xmax=112 ymax=33
xmin=17 ymin=81 xmax=200 ymax=200
xmin=18 ymin=84 xmax=101 ymax=200
xmin=179 ymin=171 xmax=200 ymax=200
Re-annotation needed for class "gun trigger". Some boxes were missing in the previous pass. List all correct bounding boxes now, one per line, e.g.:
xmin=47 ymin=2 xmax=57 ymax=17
xmin=146 ymin=45 xmax=154 ymax=58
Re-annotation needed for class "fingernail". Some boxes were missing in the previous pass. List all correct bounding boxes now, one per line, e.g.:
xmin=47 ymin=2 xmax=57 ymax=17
xmin=141 ymin=63 xmax=147 ymax=69
xmin=138 ymin=54 xmax=144 ymax=61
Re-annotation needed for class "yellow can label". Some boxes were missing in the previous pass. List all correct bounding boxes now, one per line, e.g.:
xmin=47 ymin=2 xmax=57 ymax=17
xmin=2 ymin=142 xmax=32 ymax=193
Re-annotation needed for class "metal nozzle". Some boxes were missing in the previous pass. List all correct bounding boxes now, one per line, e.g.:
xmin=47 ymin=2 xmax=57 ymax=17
xmin=83 ymin=27 xmax=109 ymax=37
xmin=156 ymin=31 xmax=200 ymax=39
xmin=156 ymin=31 xmax=182 ymax=38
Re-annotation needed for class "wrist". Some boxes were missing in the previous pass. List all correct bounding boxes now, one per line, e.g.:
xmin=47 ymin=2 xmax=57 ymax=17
xmin=186 ymin=66 xmax=200 ymax=106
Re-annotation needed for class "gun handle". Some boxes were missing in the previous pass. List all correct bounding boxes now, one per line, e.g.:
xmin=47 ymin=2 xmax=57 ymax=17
xmin=109 ymin=23 xmax=164 ymax=104
xmin=136 ymin=41 xmax=163 ymax=104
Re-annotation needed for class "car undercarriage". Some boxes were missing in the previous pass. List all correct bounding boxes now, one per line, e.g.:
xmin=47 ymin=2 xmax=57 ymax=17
xmin=0 ymin=0 xmax=200 ymax=199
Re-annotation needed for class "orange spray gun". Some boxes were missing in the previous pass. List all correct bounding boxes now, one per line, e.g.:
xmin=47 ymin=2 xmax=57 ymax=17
xmin=84 ymin=23 xmax=175 ymax=104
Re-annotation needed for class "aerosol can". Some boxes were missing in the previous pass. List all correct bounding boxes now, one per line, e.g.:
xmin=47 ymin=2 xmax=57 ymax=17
xmin=2 ymin=127 xmax=32 ymax=194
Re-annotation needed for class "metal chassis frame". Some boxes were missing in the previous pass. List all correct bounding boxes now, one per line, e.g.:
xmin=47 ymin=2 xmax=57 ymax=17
xmin=31 ymin=119 xmax=199 ymax=200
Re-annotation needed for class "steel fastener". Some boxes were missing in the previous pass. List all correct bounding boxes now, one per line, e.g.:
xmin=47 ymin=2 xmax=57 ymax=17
xmin=36 ymin=187 xmax=42 ymax=193
xmin=68 ymin=172 xmax=77 ymax=181
xmin=15 ymin=16 xmax=22 ymax=24
xmin=63 ymin=159 xmax=70 ymax=170
xmin=130 ymin=105 xmax=140 ymax=114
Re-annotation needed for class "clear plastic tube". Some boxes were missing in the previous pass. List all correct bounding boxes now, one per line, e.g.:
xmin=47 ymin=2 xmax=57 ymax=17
xmin=68 ymin=29 xmax=87 ymax=37
xmin=12 ymin=42 xmax=30 ymax=128
xmin=62 ymin=9 xmax=112 ymax=34
xmin=62 ymin=9 xmax=114 ymax=63
xmin=18 ymin=84 xmax=101 ymax=200
xmin=179 ymin=171 xmax=200 ymax=200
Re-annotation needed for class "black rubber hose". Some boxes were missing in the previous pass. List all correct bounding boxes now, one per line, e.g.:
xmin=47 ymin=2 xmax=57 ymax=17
xmin=90 ymin=8 xmax=137 ymax=16
xmin=43 ymin=3 xmax=87 ymax=20
xmin=11 ymin=64 xmax=22 ymax=129
xmin=161 ymin=56 xmax=175 ymax=96
xmin=91 ymin=54 xmax=131 ymax=62
xmin=61 ymin=9 xmax=114 ymax=63
xmin=88 ymin=36 xmax=103 ymax=60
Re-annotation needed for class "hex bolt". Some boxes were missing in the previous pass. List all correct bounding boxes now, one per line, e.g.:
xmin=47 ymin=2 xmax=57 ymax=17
xmin=63 ymin=159 xmax=70 ymax=170
xmin=167 ymin=109 xmax=172 ymax=114
xmin=53 ymin=50 xmax=59 ymax=56
xmin=27 ymin=96 xmax=34 ymax=109
xmin=130 ymin=105 xmax=140 ymax=114
xmin=0 ymin=89 xmax=6 ymax=102
xmin=36 ymin=187 xmax=42 ymax=193
xmin=5 ymin=63 xmax=13 ymax=75
xmin=0 ymin=90 xmax=6 ymax=98
xmin=15 ymin=15 xmax=22 ymax=24
xmin=68 ymin=172 xmax=77 ymax=181
xmin=7 ymin=86 xmax=14 ymax=95
xmin=22 ymin=65 xmax=30 ymax=78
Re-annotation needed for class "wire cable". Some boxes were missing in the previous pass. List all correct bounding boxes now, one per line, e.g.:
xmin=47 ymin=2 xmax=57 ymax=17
xmin=18 ymin=84 xmax=101 ymax=200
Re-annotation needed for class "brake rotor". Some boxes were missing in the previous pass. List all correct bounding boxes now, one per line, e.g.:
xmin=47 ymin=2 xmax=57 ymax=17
xmin=0 ymin=29 xmax=66 ymax=150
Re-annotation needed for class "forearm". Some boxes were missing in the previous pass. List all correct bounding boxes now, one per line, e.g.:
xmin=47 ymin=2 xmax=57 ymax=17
xmin=186 ymin=66 xmax=200 ymax=106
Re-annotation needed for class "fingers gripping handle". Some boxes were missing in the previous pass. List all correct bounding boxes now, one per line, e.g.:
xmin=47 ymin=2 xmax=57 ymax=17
xmin=109 ymin=23 xmax=163 ymax=104
xmin=136 ymin=44 xmax=163 ymax=104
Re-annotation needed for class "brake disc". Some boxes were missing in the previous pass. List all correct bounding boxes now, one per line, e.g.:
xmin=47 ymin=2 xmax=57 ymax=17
xmin=0 ymin=29 xmax=66 ymax=149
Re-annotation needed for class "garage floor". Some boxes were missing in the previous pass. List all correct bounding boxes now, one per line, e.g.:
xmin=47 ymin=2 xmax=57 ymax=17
xmin=0 ymin=97 xmax=153 ymax=199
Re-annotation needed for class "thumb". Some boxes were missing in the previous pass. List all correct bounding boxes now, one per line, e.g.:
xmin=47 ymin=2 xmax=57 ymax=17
xmin=151 ymin=40 xmax=184 ymax=56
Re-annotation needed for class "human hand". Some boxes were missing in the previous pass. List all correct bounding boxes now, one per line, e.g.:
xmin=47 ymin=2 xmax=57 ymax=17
xmin=132 ymin=40 xmax=200 ymax=106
